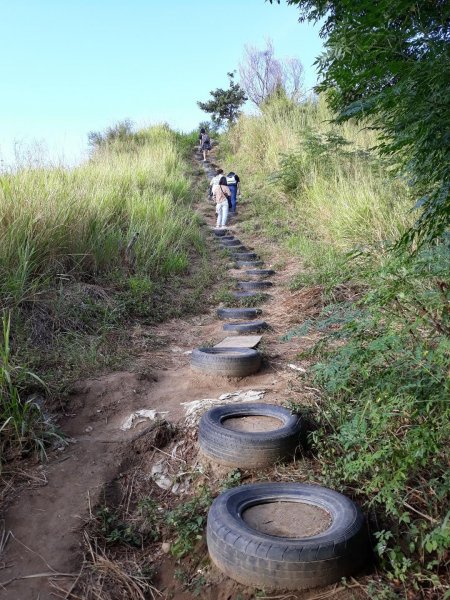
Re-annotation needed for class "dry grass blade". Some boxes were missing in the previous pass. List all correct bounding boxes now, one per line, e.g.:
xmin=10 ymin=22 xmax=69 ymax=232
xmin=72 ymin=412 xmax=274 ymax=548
xmin=69 ymin=532 xmax=161 ymax=600
xmin=0 ymin=571 xmax=77 ymax=590
xmin=0 ymin=522 xmax=11 ymax=554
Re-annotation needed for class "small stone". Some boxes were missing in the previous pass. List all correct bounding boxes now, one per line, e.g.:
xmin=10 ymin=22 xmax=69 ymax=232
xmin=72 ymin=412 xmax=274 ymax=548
xmin=85 ymin=426 xmax=93 ymax=433
xmin=161 ymin=542 xmax=171 ymax=554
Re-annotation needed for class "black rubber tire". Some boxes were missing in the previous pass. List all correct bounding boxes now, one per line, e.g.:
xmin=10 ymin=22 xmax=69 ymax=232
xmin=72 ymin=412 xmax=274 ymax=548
xmin=223 ymin=320 xmax=269 ymax=333
xmin=225 ymin=245 xmax=249 ymax=253
xmin=220 ymin=235 xmax=236 ymax=241
xmin=217 ymin=308 xmax=262 ymax=320
xmin=200 ymin=403 xmax=302 ymax=468
xmin=207 ymin=482 xmax=370 ymax=591
xmin=232 ymin=291 xmax=262 ymax=298
xmin=245 ymin=269 xmax=275 ymax=278
xmin=220 ymin=239 xmax=242 ymax=247
xmin=234 ymin=252 xmax=258 ymax=261
xmin=238 ymin=281 xmax=273 ymax=290
xmin=213 ymin=229 xmax=227 ymax=237
xmin=235 ymin=260 xmax=264 ymax=268
xmin=191 ymin=348 xmax=261 ymax=377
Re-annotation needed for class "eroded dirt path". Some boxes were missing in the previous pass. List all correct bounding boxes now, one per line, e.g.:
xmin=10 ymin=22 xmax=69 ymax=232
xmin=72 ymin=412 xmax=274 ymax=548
xmin=0 ymin=153 xmax=363 ymax=600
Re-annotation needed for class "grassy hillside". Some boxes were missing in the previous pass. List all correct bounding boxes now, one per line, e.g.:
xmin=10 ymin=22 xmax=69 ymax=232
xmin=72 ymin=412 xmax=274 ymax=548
xmin=221 ymin=96 xmax=450 ymax=598
xmin=0 ymin=125 xmax=211 ymax=465
xmin=221 ymin=95 xmax=414 ymax=280
xmin=0 ymin=126 xmax=201 ymax=308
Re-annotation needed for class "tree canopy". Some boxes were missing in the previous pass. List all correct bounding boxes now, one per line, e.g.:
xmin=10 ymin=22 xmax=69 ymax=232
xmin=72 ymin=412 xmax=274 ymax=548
xmin=197 ymin=72 xmax=247 ymax=128
xmin=272 ymin=0 xmax=450 ymax=245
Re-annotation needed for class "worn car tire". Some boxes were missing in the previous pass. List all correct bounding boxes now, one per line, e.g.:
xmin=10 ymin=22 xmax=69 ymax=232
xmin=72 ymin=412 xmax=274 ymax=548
xmin=238 ymin=281 xmax=273 ymax=290
xmin=223 ymin=320 xmax=269 ymax=333
xmin=220 ymin=239 xmax=242 ymax=247
xmin=225 ymin=245 xmax=249 ymax=253
xmin=245 ymin=269 xmax=275 ymax=278
xmin=232 ymin=291 xmax=267 ymax=299
xmin=235 ymin=260 xmax=264 ymax=268
xmin=217 ymin=308 xmax=262 ymax=320
xmin=207 ymin=482 xmax=370 ymax=591
xmin=234 ymin=252 xmax=258 ymax=261
xmin=191 ymin=348 xmax=261 ymax=377
xmin=199 ymin=403 xmax=302 ymax=468
xmin=213 ymin=229 xmax=227 ymax=237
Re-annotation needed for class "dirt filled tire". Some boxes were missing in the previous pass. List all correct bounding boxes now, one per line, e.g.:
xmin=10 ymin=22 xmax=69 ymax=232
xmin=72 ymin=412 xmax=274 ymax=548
xmin=220 ymin=239 xmax=242 ymax=246
xmin=217 ymin=308 xmax=262 ymax=320
xmin=238 ymin=281 xmax=273 ymax=290
xmin=245 ymin=269 xmax=275 ymax=278
xmin=234 ymin=252 xmax=258 ymax=261
xmin=207 ymin=482 xmax=370 ymax=591
xmin=224 ymin=245 xmax=248 ymax=253
xmin=223 ymin=320 xmax=269 ymax=333
xmin=235 ymin=260 xmax=264 ymax=268
xmin=199 ymin=403 xmax=302 ymax=468
xmin=191 ymin=348 xmax=261 ymax=377
xmin=213 ymin=229 xmax=227 ymax=237
xmin=232 ymin=291 xmax=267 ymax=299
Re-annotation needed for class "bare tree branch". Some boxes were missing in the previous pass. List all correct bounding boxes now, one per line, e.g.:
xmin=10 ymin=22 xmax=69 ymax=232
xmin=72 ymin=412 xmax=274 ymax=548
xmin=239 ymin=39 xmax=304 ymax=107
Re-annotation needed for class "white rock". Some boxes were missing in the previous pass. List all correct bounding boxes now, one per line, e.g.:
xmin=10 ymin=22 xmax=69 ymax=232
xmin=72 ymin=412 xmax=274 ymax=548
xmin=121 ymin=409 xmax=168 ymax=431
xmin=288 ymin=363 xmax=307 ymax=373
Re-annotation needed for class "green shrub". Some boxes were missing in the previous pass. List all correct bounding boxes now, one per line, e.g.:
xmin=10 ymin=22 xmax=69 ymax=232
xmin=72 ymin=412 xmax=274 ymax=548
xmin=303 ymin=245 xmax=450 ymax=591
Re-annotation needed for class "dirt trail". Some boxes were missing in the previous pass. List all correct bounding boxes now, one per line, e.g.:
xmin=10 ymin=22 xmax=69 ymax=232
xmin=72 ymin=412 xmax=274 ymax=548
xmin=0 ymin=152 xmax=362 ymax=600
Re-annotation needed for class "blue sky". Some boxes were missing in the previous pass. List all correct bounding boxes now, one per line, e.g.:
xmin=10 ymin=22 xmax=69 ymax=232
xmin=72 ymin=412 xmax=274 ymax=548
xmin=0 ymin=0 xmax=323 ymax=166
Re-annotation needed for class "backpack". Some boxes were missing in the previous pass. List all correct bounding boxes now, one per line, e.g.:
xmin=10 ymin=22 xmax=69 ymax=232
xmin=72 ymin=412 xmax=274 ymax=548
xmin=226 ymin=172 xmax=237 ymax=185
xmin=202 ymin=133 xmax=211 ymax=148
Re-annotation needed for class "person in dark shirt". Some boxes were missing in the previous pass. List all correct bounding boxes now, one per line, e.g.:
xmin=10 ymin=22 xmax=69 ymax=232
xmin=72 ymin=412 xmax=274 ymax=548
xmin=226 ymin=172 xmax=241 ymax=213
xmin=199 ymin=128 xmax=211 ymax=161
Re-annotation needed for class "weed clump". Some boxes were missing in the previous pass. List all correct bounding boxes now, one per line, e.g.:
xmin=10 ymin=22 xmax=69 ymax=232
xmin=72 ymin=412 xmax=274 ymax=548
xmin=165 ymin=486 xmax=212 ymax=558
xmin=0 ymin=313 xmax=64 ymax=467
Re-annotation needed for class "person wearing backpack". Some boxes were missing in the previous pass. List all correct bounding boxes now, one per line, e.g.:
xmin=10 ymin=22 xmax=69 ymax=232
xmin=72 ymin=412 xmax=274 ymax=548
xmin=199 ymin=128 xmax=212 ymax=162
xmin=226 ymin=171 xmax=241 ymax=213
xmin=209 ymin=168 xmax=223 ymax=201
xmin=214 ymin=176 xmax=231 ymax=229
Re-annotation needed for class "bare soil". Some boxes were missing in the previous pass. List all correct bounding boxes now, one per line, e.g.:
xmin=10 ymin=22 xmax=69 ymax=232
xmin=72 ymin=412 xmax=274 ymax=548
xmin=0 ymin=151 xmax=367 ymax=600
xmin=222 ymin=415 xmax=283 ymax=432
xmin=243 ymin=501 xmax=332 ymax=538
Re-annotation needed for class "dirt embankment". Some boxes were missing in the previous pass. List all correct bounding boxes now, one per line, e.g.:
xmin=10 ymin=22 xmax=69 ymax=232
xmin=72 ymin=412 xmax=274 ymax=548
xmin=0 ymin=152 xmax=364 ymax=600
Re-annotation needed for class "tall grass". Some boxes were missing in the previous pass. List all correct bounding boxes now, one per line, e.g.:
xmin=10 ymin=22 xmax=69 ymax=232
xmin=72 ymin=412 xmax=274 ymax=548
xmin=221 ymin=95 xmax=413 ymax=271
xmin=0 ymin=312 xmax=64 ymax=467
xmin=0 ymin=125 xmax=202 ymax=307
xmin=0 ymin=125 xmax=204 ymax=466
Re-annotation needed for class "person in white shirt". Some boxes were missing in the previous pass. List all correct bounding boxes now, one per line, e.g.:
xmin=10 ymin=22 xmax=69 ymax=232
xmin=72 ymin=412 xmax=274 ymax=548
xmin=209 ymin=169 xmax=223 ymax=201
xmin=214 ymin=176 xmax=231 ymax=229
